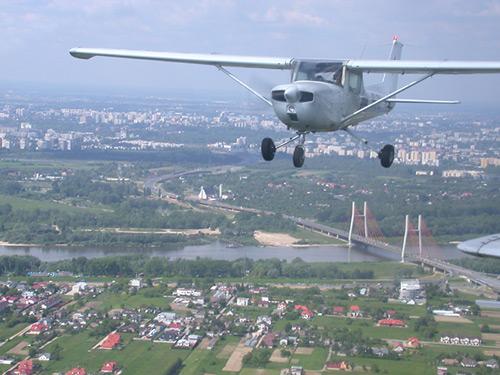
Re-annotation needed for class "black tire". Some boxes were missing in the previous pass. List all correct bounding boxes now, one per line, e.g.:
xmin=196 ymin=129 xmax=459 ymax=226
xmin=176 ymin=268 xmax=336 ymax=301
xmin=293 ymin=145 xmax=305 ymax=168
xmin=261 ymin=138 xmax=276 ymax=161
xmin=379 ymin=144 xmax=395 ymax=168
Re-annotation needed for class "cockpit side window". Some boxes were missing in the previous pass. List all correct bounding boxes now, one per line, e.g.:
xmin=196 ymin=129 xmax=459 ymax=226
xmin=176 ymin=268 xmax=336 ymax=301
xmin=293 ymin=61 xmax=344 ymax=85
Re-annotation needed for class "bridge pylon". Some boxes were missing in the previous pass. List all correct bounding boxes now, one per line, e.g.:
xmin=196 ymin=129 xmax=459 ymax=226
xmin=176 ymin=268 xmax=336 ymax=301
xmin=401 ymin=214 xmax=422 ymax=263
xmin=348 ymin=201 xmax=368 ymax=246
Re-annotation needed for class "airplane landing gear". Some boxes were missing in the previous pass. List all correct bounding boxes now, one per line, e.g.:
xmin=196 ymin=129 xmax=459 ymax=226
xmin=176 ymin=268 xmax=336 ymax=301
xmin=261 ymin=138 xmax=276 ymax=161
xmin=261 ymin=131 xmax=308 ymax=168
xmin=344 ymin=128 xmax=395 ymax=168
xmin=293 ymin=145 xmax=305 ymax=168
xmin=378 ymin=144 xmax=395 ymax=168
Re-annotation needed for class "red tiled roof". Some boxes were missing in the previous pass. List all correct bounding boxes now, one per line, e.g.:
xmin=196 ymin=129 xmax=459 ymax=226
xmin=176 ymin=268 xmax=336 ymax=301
xmin=294 ymin=305 xmax=314 ymax=317
xmin=378 ymin=319 xmax=406 ymax=327
xmin=101 ymin=361 xmax=118 ymax=373
xmin=101 ymin=332 xmax=121 ymax=349
xmin=66 ymin=368 xmax=87 ymax=375
xmin=333 ymin=306 xmax=345 ymax=313
xmin=17 ymin=359 xmax=33 ymax=375
xmin=350 ymin=305 xmax=360 ymax=311
xmin=326 ymin=361 xmax=349 ymax=370
xmin=30 ymin=322 xmax=48 ymax=332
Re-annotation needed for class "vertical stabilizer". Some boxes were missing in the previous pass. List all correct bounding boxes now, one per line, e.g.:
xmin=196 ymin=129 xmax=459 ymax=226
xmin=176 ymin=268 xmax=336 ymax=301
xmin=382 ymin=36 xmax=403 ymax=93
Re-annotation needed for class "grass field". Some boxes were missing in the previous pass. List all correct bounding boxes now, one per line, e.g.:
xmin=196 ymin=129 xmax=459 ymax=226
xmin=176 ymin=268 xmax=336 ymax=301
xmin=293 ymin=228 xmax=346 ymax=245
xmin=181 ymin=336 xmax=240 ymax=375
xmin=313 ymin=316 xmax=418 ymax=340
xmin=0 ymin=194 xmax=104 ymax=214
xmin=42 ymin=332 xmax=189 ymax=374
xmin=291 ymin=347 xmax=328 ymax=370
xmin=0 ymin=322 xmax=29 ymax=341
xmin=94 ymin=289 xmax=172 ymax=311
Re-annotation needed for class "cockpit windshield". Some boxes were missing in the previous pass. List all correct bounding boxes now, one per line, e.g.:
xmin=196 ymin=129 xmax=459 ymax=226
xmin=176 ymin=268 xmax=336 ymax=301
xmin=292 ymin=61 xmax=344 ymax=85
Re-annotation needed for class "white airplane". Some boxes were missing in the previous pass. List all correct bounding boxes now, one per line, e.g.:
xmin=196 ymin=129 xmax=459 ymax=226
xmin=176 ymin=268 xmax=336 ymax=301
xmin=458 ymin=234 xmax=500 ymax=259
xmin=70 ymin=37 xmax=500 ymax=168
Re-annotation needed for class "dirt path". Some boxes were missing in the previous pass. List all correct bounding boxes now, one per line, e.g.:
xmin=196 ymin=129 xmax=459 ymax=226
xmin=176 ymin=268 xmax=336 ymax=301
xmin=222 ymin=342 xmax=252 ymax=372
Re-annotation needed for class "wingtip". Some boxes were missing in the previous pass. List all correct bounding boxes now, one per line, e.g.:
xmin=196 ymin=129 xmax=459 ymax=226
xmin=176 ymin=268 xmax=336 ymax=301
xmin=69 ymin=48 xmax=92 ymax=59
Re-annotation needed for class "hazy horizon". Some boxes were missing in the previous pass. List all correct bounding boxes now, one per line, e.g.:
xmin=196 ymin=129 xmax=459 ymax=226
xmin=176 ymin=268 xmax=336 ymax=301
xmin=2 ymin=0 xmax=500 ymax=106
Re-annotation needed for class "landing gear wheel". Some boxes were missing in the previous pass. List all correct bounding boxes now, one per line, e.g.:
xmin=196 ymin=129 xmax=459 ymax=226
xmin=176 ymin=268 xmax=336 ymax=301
xmin=293 ymin=145 xmax=305 ymax=168
xmin=379 ymin=144 xmax=395 ymax=168
xmin=261 ymin=138 xmax=276 ymax=161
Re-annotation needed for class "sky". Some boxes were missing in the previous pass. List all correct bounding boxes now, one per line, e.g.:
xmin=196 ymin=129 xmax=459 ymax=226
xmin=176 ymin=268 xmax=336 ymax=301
xmin=2 ymin=0 xmax=500 ymax=104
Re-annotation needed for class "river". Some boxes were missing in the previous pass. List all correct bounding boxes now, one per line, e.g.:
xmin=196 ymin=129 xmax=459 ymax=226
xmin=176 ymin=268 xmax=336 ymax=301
xmin=0 ymin=241 xmax=465 ymax=263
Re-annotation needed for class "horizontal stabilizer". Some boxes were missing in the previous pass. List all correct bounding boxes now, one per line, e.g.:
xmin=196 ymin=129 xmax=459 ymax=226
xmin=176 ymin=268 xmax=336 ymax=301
xmin=386 ymin=98 xmax=460 ymax=104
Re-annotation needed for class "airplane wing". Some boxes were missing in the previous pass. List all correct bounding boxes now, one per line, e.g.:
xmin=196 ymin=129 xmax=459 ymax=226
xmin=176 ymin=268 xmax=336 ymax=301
xmin=69 ymin=48 xmax=293 ymax=70
xmin=346 ymin=60 xmax=500 ymax=74
xmin=457 ymin=234 xmax=500 ymax=259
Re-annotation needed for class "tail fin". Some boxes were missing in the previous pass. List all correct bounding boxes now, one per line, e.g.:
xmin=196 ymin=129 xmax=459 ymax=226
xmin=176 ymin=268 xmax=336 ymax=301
xmin=381 ymin=36 xmax=403 ymax=93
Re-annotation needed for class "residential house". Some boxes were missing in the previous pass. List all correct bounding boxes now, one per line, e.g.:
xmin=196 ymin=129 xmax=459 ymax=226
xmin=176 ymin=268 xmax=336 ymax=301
xmin=484 ymin=359 xmax=498 ymax=369
xmin=349 ymin=305 xmax=361 ymax=318
xmin=371 ymin=347 xmax=389 ymax=357
xmin=391 ymin=342 xmax=405 ymax=353
xmin=294 ymin=305 xmax=314 ymax=320
xmin=101 ymin=361 xmax=119 ymax=373
xmin=332 ymin=306 xmax=345 ymax=315
xmin=261 ymin=333 xmax=277 ymax=348
xmin=325 ymin=361 xmax=351 ymax=371
xmin=41 ymin=296 xmax=62 ymax=310
xmin=460 ymin=358 xmax=477 ymax=368
xmin=378 ymin=319 xmax=406 ymax=327
xmin=66 ymin=368 xmax=87 ymax=375
xmin=129 ymin=278 xmax=144 ymax=289
xmin=37 ymin=353 xmax=51 ymax=361
xmin=405 ymin=337 xmax=421 ymax=348
xmin=0 ymin=357 xmax=14 ymax=365
xmin=100 ymin=332 xmax=121 ymax=350
xmin=15 ymin=359 xmax=33 ymax=375
xmin=236 ymin=297 xmax=249 ymax=307
xmin=28 ymin=321 xmax=49 ymax=335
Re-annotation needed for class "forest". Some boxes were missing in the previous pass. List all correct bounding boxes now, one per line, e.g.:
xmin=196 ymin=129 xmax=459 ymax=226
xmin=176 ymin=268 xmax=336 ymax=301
xmin=0 ymin=254 xmax=377 ymax=280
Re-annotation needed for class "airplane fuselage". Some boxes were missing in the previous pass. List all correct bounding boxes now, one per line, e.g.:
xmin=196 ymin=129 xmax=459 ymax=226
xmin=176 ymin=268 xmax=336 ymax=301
xmin=271 ymin=72 xmax=391 ymax=133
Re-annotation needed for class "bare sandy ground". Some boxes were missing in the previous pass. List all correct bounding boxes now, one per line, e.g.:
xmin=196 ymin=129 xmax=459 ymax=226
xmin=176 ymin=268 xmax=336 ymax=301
xmin=222 ymin=343 xmax=252 ymax=372
xmin=295 ymin=347 xmax=314 ymax=355
xmin=83 ymin=228 xmax=220 ymax=236
xmin=481 ymin=333 xmax=500 ymax=345
xmin=434 ymin=315 xmax=472 ymax=323
xmin=481 ymin=310 xmax=500 ymax=319
xmin=8 ymin=341 xmax=29 ymax=356
xmin=269 ymin=348 xmax=289 ymax=363
xmin=254 ymin=231 xmax=300 ymax=246
xmin=0 ymin=241 xmax=37 ymax=247
xmin=217 ymin=343 xmax=237 ymax=359
xmin=484 ymin=349 xmax=500 ymax=356
xmin=198 ymin=338 xmax=210 ymax=350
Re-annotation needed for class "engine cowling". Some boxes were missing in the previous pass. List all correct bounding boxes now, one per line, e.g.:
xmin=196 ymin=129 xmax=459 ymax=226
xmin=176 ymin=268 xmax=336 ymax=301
xmin=270 ymin=81 xmax=344 ymax=132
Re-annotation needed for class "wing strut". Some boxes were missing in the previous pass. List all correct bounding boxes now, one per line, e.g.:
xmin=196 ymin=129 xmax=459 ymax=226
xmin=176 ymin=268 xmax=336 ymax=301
xmin=216 ymin=65 xmax=272 ymax=107
xmin=340 ymin=73 xmax=433 ymax=127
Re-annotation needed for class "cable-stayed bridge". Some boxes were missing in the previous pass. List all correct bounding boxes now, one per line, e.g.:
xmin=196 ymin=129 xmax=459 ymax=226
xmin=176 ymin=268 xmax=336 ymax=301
xmin=199 ymin=199 xmax=500 ymax=293
xmin=144 ymin=170 xmax=500 ymax=294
